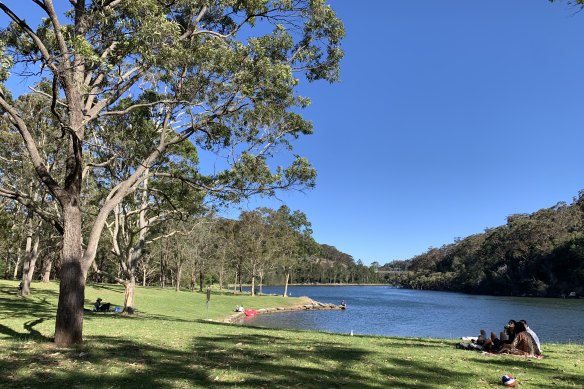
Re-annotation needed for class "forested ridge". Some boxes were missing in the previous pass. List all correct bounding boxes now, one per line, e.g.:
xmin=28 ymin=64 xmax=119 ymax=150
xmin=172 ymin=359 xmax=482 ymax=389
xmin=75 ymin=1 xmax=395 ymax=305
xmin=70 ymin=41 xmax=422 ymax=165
xmin=380 ymin=192 xmax=584 ymax=298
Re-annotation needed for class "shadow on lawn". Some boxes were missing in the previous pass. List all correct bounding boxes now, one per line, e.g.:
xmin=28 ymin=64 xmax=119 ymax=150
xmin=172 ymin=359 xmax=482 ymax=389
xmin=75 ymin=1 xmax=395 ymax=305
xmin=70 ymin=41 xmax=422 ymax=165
xmin=0 ymin=287 xmax=57 ymax=320
xmin=0 ymin=333 xmax=385 ymax=389
xmin=0 ymin=327 xmax=581 ymax=389
xmin=0 ymin=318 xmax=52 ymax=342
xmin=471 ymin=353 xmax=584 ymax=388
xmin=89 ymin=283 xmax=125 ymax=294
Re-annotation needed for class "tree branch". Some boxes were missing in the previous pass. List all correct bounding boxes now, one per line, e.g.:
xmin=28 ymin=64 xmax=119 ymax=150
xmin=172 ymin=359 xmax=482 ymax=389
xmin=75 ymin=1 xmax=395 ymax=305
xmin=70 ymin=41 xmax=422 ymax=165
xmin=0 ymin=95 xmax=65 ymax=201
xmin=0 ymin=186 xmax=64 ymax=235
xmin=0 ymin=2 xmax=59 ymax=73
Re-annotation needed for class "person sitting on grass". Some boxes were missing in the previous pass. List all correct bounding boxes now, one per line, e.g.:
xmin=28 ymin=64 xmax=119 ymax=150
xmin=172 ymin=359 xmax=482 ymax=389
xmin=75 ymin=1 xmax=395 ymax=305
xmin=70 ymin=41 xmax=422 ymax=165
xmin=498 ymin=321 xmax=541 ymax=357
xmin=457 ymin=320 xmax=517 ymax=351
xmin=519 ymin=319 xmax=542 ymax=354
xmin=480 ymin=319 xmax=517 ymax=351
xmin=93 ymin=298 xmax=111 ymax=312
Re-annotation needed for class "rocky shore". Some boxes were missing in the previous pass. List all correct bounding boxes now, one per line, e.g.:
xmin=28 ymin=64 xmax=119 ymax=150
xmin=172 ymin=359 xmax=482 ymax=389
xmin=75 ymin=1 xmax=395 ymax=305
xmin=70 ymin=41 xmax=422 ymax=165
xmin=223 ymin=298 xmax=342 ymax=324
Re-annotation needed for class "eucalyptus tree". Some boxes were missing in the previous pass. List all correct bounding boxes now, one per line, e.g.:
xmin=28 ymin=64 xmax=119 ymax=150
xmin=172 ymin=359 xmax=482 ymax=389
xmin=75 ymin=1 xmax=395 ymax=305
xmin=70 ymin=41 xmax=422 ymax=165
xmin=0 ymin=92 xmax=63 ymax=293
xmin=91 ymin=100 xmax=206 ymax=312
xmin=179 ymin=219 xmax=214 ymax=292
xmin=0 ymin=199 xmax=20 ymax=279
xmin=238 ymin=209 xmax=268 ymax=296
xmin=0 ymin=1 xmax=343 ymax=345
xmin=268 ymin=205 xmax=315 ymax=296
xmin=209 ymin=218 xmax=232 ymax=290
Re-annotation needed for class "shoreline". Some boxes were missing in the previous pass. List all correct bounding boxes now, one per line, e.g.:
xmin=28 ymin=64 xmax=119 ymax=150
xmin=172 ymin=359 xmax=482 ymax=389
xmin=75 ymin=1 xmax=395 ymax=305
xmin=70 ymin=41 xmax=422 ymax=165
xmin=223 ymin=297 xmax=343 ymax=324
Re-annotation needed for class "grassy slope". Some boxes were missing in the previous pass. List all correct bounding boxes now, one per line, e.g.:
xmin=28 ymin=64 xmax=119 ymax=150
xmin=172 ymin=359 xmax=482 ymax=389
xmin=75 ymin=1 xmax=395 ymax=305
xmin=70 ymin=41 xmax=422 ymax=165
xmin=0 ymin=280 xmax=582 ymax=389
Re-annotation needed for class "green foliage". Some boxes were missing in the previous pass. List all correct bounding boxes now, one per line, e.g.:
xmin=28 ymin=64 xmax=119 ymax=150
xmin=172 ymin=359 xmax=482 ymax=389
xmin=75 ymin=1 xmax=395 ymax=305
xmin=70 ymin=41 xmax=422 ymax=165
xmin=385 ymin=197 xmax=584 ymax=297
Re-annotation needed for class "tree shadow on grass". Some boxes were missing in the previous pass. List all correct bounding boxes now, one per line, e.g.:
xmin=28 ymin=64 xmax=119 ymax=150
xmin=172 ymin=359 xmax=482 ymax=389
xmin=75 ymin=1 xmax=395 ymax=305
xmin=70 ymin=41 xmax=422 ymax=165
xmin=470 ymin=353 xmax=584 ymax=388
xmin=1 ymin=326 xmax=582 ymax=389
xmin=0 ymin=328 xmax=388 ymax=389
xmin=0 ymin=288 xmax=57 ymax=320
xmin=0 ymin=318 xmax=52 ymax=342
xmin=89 ymin=284 xmax=125 ymax=293
xmin=379 ymin=356 xmax=476 ymax=389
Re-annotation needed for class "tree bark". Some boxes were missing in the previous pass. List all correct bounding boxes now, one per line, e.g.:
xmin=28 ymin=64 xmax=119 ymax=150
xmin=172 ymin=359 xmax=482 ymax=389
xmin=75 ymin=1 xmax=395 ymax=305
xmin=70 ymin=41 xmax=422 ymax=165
xmin=175 ymin=263 xmax=182 ymax=292
xmin=41 ymin=257 xmax=53 ymax=282
xmin=12 ymin=247 xmax=22 ymax=280
xmin=251 ymin=262 xmax=256 ymax=296
xmin=54 ymin=203 xmax=85 ymax=346
xmin=123 ymin=276 xmax=136 ymax=314
xmin=160 ymin=254 xmax=166 ymax=288
xmin=19 ymin=233 xmax=40 ymax=297
xmin=283 ymin=272 xmax=290 ymax=297
xmin=190 ymin=270 xmax=196 ymax=291
xmin=218 ymin=261 xmax=224 ymax=291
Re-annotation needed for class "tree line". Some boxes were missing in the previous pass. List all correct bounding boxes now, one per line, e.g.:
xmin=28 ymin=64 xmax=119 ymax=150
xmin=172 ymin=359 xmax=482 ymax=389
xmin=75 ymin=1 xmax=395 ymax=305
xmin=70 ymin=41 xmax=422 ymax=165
xmin=380 ymin=192 xmax=584 ymax=298
xmin=2 ymin=203 xmax=379 ymax=300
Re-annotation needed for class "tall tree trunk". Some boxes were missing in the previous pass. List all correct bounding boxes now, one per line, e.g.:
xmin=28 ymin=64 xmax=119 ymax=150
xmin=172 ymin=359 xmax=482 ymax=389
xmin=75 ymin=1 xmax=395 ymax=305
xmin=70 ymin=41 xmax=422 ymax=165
xmin=258 ymin=269 xmax=264 ymax=294
xmin=283 ymin=271 xmax=290 ymax=297
xmin=123 ymin=275 xmax=136 ymax=314
xmin=12 ymin=247 xmax=22 ymax=280
xmin=238 ymin=266 xmax=243 ymax=292
xmin=142 ymin=267 xmax=147 ymax=287
xmin=3 ymin=249 xmax=10 ymax=279
xmin=251 ymin=263 xmax=256 ymax=296
xmin=54 ymin=203 xmax=85 ymax=346
xmin=160 ymin=254 xmax=166 ymax=288
xmin=199 ymin=270 xmax=204 ymax=292
xmin=19 ymin=233 xmax=40 ymax=297
xmin=175 ymin=263 xmax=182 ymax=292
xmin=190 ymin=270 xmax=196 ymax=291
xmin=41 ymin=258 xmax=53 ymax=282
xmin=218 ymin=261 xmax=224 ymax=291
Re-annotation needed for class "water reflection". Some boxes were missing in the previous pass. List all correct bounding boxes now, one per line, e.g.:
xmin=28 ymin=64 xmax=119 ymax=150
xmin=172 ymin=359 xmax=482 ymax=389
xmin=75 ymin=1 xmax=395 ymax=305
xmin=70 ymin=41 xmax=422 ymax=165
xmin=242 ymin=286 xmax=584 ymax=343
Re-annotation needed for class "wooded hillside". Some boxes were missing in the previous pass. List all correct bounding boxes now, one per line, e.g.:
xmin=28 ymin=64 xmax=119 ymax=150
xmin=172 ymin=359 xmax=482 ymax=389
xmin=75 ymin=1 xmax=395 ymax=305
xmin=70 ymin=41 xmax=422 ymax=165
xmin=381 ymin=192 xmax=584 ymax=297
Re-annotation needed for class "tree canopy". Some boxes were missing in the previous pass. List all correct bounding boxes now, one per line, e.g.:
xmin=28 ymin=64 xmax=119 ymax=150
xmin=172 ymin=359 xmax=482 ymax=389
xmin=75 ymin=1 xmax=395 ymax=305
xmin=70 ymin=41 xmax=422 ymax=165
xmin=0 ymin=0 xmax=344 ymax=345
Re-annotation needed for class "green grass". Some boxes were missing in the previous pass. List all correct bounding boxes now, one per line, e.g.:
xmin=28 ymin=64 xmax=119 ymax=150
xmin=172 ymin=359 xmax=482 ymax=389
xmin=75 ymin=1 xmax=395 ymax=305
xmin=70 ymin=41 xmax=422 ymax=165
xmin=0 ymin=280 xmax=582 ymax=388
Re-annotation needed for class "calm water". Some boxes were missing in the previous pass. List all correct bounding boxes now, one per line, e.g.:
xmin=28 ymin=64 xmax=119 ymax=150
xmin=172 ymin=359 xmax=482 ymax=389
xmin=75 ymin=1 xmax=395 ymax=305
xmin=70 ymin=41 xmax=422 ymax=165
xmin=241 ymin=286 xmax=584 ymax=344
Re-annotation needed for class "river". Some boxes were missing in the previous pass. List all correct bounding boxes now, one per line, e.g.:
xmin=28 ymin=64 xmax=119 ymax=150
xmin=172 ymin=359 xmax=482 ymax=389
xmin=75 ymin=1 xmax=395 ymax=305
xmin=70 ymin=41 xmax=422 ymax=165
xmin=241 ymin=286 xmax=584 ymax=344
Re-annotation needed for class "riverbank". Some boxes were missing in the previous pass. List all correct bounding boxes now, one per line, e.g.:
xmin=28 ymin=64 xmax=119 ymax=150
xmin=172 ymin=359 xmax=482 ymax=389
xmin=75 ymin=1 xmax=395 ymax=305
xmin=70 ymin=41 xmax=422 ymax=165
xmin=1 ymin=280 xmax=582 ymax=388
xmin=223 ymin=298 xmax=342 ymax=323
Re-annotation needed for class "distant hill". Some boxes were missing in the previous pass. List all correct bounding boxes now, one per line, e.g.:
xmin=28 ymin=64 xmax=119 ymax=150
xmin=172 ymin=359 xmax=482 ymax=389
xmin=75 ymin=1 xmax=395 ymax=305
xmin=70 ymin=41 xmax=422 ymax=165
xmin=380 ymin=192 xmax=584 ymax=297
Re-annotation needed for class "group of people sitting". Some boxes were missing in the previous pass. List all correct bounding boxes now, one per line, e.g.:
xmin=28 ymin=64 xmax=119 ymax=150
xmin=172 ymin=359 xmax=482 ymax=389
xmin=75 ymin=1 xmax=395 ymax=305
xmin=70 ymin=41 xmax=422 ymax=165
xmin=457 ymin=319 xmax=542 ymax=358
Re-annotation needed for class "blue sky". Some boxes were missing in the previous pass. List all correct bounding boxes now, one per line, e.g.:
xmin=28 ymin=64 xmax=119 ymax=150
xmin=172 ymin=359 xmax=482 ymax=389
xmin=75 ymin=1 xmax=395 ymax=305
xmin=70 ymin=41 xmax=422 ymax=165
xmin=244 ymin=0 xmax=584 ymax=264
xmin=3 ymin=1 xmax=584 ymax=266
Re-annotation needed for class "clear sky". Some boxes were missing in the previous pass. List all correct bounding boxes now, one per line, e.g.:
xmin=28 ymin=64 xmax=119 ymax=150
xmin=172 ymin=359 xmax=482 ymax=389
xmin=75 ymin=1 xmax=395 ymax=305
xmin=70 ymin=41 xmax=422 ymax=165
xmin=3 ymin=1 xmax=584 ymax=266
xmin=242 ymin=0 xmax=584 ymax=265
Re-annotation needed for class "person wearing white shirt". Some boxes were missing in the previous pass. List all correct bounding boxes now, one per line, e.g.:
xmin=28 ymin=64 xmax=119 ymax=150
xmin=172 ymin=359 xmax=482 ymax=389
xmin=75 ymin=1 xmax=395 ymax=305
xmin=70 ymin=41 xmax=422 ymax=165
xmin=520 ymin=319 xmax=542 ymax=354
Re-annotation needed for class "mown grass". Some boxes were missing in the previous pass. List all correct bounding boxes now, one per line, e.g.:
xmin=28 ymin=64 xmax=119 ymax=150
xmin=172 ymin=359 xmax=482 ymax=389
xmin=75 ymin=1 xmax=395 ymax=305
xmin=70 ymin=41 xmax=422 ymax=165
xmin=0 ymin=280 xmax=582 ymax=389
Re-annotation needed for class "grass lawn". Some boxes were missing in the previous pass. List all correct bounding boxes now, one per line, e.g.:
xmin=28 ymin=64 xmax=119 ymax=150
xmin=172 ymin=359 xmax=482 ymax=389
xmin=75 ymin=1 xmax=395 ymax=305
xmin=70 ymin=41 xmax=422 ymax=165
xmin=0 ymin=280 xmax=582 ymax=388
